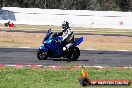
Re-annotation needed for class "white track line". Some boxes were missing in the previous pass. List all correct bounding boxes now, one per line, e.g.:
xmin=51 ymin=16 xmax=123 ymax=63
xmin=0 ymin=64 xmax=132 ymax=69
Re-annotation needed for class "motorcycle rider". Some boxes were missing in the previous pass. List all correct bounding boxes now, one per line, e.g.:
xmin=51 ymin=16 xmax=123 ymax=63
xmin=56 ymin=21 xmax=74 ymax=51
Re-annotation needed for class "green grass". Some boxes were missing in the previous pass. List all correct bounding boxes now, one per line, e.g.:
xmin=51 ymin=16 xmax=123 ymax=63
xmin=0 ymin=67 xmax=131 ymax=88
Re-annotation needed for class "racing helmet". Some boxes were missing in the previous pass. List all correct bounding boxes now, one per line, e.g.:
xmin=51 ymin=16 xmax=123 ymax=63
xmin=62 ymin=21 xmax=69 ymax=29
xmin=48 ymin=29 xmax=52 ymax=33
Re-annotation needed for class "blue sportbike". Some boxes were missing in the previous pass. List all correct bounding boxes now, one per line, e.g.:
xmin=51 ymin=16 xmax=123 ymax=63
xmin=37 ymin=29 xmax=83 ymax=62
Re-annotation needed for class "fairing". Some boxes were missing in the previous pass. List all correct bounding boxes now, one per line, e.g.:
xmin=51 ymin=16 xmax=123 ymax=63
xmin=74 ymin=37 xmax=83 ymax=46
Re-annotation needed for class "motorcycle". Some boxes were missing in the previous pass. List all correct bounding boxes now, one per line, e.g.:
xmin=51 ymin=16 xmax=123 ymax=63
xmin=4 ymin=21 xmax=15 ymax=28
xmin=37 ymin=29 xmax=83 ymax=62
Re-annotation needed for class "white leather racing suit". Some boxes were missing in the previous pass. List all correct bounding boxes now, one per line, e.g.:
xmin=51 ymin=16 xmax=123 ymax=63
xmin=57 ymin=27 xmax=74 ymax=50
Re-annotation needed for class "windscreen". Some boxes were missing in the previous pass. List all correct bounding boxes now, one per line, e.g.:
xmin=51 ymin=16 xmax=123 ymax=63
xmin=44 ymin=33 xmax=53 ymax=41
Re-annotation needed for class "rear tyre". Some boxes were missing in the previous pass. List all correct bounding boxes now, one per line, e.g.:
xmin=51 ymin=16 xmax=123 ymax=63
xmin=67 ymin=47 xmax=80 ymax=62
xmin=37 ymin=50 xmax=49 ymax=60
xmin=71 ymin=47 xmax=80 ymax=61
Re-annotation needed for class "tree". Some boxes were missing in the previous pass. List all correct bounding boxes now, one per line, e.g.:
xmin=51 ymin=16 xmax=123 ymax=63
xmin=86 ymin=0 xmax=101 ymax=10
xmin=60 ymin=0 xmax=73 ymax=10
xmin=99 ymin=0 xmax=119 ymax=11
xmin=0 ymin=0 xmax=3 ymax=8
xmin=0 ymin=0 xmax=132 ymax=11
xmin=71 ymin=0 xmax=84 ymax=10
xmin=46 ymin=0 xmax=61 ymax=9
xmin=115 ymin=0 xmax=129 ymax=11
xmin=128 ymin=0 xmax=132 ymax=11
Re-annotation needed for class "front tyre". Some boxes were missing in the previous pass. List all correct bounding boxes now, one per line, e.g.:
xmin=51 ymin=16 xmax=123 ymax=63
xmin=37 ymin=50 xmax=49 ymax=60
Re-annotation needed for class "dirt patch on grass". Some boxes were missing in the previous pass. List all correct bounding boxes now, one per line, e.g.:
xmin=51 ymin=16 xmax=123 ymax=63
xmin=0 ymin=31 xmax=132 ymax=51
xmin=80 ymin=35 xmax=132 ymax=50
xmin=0 ymin=32 xmax=44 ymax=48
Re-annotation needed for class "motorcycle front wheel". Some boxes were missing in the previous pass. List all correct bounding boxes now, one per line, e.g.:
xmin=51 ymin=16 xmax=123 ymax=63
xmin=37 ymin=50 xmax=49 ymax=60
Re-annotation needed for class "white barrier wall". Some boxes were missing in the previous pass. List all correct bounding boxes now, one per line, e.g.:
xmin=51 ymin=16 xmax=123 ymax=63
xmin=1 ymin=7 xmax=132 ymax=29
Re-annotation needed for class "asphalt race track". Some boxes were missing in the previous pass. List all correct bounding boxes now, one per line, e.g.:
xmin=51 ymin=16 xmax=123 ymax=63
xmin=0 ymin=48 xmax=132 ymax=66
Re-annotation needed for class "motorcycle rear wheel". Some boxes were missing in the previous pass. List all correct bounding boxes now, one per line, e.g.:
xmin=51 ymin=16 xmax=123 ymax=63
xmin=37 ymin=50 xmax=48 ymax=60
xmin=67 ymin=47 xmax=80 ymax=62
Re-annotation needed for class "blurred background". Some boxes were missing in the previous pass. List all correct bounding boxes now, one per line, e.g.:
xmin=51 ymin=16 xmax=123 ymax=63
xmin=0 ymin=0 xmax=132 ymax=11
